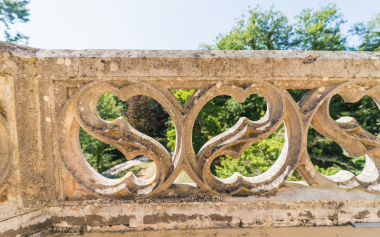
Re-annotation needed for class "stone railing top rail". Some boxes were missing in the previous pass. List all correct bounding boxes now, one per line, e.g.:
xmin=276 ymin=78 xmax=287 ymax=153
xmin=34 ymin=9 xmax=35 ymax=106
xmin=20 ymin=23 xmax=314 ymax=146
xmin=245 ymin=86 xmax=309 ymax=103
xmin=1 ymin=41 xmax=380 ymax=59
xmin=2 ymin=42 xmax=380 ymax=90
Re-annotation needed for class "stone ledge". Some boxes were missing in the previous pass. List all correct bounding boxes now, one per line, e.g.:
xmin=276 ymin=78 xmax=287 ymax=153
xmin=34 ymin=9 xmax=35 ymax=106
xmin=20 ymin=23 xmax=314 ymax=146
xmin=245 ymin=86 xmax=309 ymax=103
xmin=2 ymin=184 xmax=380 ymax=236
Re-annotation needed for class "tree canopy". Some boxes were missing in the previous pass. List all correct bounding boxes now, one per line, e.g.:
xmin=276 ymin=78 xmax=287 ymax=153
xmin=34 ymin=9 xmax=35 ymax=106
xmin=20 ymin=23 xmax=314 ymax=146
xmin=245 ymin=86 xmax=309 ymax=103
xmin=0 ymin=0 xmax=29 ymax=44
xmin=353 ymin=13 xmax=380 ymax=51
xmin=200 ymin=6 xmax=293 ymax=50
xmin=200 ymin=4 xmax=348 ymax=51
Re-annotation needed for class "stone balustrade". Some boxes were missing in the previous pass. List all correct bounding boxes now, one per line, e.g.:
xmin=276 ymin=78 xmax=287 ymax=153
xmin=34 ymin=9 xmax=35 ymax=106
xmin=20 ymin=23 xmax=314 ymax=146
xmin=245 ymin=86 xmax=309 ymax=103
xmin=1 ymin=42 xmax=380 ymax=236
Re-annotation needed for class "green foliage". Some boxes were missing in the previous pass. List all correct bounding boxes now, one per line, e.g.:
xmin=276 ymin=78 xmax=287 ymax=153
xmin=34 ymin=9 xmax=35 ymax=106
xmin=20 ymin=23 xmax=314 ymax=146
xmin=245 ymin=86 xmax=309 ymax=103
xmin=125 ymin=95 xmax=169 ymax=140
xmin=200 ymin=5 xmax=293 ymax=50
xmin=214 ymin=127 xmax=285 ymax=178
xmin=200 ymin=4 xmax=347 ymax=51
xmin=172 ymin=89 xmax=194 ymax=106
xmin=315 ymin=164 xmax=343 ymax=176
xmin=80 ymin=127 xmax=126 ymax=173
xmin=167 ymin=90 xmax=227 ymax=153
xmin=330 ymin=95 xmax=380 ymax=136
xmin=0 ymin=0 xmax=29 ymax=44
xmin=96 ymin=93 xmax=125 ymax=120
xmin=293 ymin=3 xmax=347 ymax=51
xmin=352 ymin=13 xmax=380 ymax=51
xmin=287 ymin=89 xmax=309 ymax=102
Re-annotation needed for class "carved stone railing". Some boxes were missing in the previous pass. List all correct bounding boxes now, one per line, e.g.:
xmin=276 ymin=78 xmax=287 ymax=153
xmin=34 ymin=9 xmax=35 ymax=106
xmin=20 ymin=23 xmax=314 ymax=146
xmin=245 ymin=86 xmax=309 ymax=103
xmin=1 ymin=42 xmax=380 ymax=236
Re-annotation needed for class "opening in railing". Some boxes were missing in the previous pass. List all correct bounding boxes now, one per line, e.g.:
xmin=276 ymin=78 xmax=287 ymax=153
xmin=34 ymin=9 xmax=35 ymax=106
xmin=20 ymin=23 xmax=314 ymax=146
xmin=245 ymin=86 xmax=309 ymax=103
xmin=0 ymin=188 xmax=7 ymax=203
xmin=211 ymin=122 xmax=284 ymax=179
xmin=0 ymin=110 xmax=10 ymax=195
xmin=329 ymin=94 xmax=380 ymax=137
xmin=308 ymin=127 xmax=366 ymax=176
xmin=79 ymin=93 xmax=175 ymax=180
xmin=294 ymin=84 xmax=380 ymax=190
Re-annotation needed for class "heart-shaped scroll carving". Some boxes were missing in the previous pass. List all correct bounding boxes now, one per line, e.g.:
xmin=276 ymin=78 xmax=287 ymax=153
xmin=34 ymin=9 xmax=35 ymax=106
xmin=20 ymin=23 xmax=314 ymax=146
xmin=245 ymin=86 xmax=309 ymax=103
xmin=185 ymin=82 xmax=303 ymax=195
xmin=58 ymin=81 xmax=179 ymax=197
xmin=305 ymin=84 xmax=380 ymax=190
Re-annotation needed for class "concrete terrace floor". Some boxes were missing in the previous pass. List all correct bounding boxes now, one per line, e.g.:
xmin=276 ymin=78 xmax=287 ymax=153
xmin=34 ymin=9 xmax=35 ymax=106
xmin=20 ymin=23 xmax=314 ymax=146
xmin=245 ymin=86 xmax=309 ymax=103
xmin=53 ymin=226 xmax=379 ymax=237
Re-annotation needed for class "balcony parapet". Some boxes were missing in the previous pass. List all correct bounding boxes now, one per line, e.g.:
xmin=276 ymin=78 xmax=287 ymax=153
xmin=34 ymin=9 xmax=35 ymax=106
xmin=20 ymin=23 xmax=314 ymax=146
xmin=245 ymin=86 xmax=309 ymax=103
xmin=1 ymin=42 xmax=380 ymax=236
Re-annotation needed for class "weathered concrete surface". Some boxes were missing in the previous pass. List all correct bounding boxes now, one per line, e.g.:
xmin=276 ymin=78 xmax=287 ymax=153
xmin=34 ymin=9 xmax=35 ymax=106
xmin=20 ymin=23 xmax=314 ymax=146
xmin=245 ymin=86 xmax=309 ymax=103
xmin=2 ymin=184 xmax=380 ymax=236
xmin=50 ymin=227 xmax=380 ymax=237
xmin=1 ymin=41 xmax=380 ymax=236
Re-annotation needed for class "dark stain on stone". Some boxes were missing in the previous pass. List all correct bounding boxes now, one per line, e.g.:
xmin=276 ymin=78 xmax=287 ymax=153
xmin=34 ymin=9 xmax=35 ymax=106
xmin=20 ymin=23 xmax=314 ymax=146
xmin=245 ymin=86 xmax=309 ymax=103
xmin=1 ymin=222 xmax=48 ymax=237
xmin=336 ymin=202 xmax=345 ymax=209
xmin=328 ymin=213 xmax=338 ymax=221
xmin=340 ymin=210 xmax=347 ymax=214
xmin=3 ymin=215 xmax=136 ymax=236
xmin=377 ymin=210 xmax=380 ymax=217
xmin=209 ymin=214 xmax=232 ymax=222
xmin=300 ymin=219 xmax=310 ymax=225
xmin=298 ymin=211 xmax=315 ymax=220
xmin=49 ymin=214 xmax=135 ymax=227
xmin=354 ymin=210 xmax=370 ymax=219
xmin=100 ymin=60 xmax=106 ymax=64
xmin=254 ymin=220 xmax=264 ymax=225
xmin=287 ymin=213 xmax=292 ymax=216
xmin=303 ymin=56 xmax=318 ymax=64
xmin=143 ymin=213 xmax=232 ymax=224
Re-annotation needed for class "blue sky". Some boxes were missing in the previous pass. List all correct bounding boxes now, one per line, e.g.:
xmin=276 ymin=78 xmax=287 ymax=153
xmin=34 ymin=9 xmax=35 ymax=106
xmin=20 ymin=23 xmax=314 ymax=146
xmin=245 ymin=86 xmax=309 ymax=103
xmin=5 ymin=0 xmax=380 ymax=50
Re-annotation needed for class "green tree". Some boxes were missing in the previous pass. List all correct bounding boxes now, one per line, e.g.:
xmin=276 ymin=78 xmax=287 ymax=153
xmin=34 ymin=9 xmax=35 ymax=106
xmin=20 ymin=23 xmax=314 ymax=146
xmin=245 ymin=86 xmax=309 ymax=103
xmin=80 ymin=127 xmax=124 ymax=173
xmin=200 ymin=5 xmax=293 ymax=50
xmin=352 ymin=13 xmax=380 ymax=51
xmin=167 ymin=90 xmax=227 ymax=153
xmin=125 ymin=95 xmax=169 ymax=144
xmin=96 ymin=93 xmax=125 ymax=120
xmin=0 ymin=0 xmax=29 ymax=44
xmin=293 ymin=3 xmax=347 ymax=51
xmin=214 ymin=126 xmax=286 ymax=178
